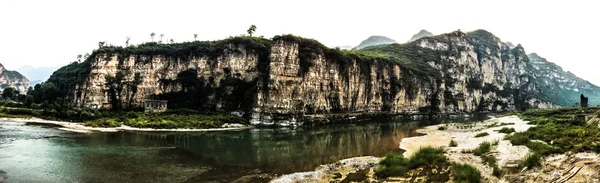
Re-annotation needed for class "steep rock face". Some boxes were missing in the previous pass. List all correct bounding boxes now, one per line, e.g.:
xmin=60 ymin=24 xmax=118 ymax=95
xmin=354 ymin=36 xmax=397 ymax=50
xmin=0 ymin=63 xmax=29 ymax=94
xmin=54 ymin=31 xmax=556 ymax=125
xmin=72 ymin=43 xmax=264 ymax=111
xmin=528 ymin=53 xmax=600 ymax=106
xmin=407 ymin=29 xmax=434 ymax=42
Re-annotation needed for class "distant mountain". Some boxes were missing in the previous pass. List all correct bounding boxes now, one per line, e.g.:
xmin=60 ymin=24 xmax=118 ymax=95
xmin=0 ymin=63 xmax=29 ymax=94
xmin=30 ymin=80 xmax=43 ymax=86
xmin=17 ymin=65 xmax=59 ymax=86
xmin=354 ymin=36 xmax=396 ymax=50
xmin=504 ymin=42 xmax=515 ymax=48
xmin=528 ymin=53 xmax=600 ymax=106
xmin=407 ymin=29 xmax=434 ymax=42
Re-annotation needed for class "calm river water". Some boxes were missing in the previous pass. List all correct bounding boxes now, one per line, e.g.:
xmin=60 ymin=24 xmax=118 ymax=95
xmin=0 ymin=118 xmax=460 ymax=182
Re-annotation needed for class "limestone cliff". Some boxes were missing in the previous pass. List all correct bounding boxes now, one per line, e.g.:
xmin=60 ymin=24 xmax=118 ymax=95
xmin=49 ymin=30 xmax=555 ymax=125
xmin=0 ymin=63 xmax=29 ymax=94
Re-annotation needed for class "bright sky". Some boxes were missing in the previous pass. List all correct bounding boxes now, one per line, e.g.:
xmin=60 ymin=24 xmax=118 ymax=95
xmin=1 ymin=0 xmax=599 ymax=84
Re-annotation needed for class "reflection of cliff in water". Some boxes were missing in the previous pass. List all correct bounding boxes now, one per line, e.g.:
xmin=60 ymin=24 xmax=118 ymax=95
xmin=141 ymin=120 xmax=436 ymax=174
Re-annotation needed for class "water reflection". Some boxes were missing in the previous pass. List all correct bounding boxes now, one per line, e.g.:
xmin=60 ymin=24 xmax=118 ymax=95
xmin=0 ymin=118 xmax=467 ymax=182
xmin=139 ymin=120 xmax=432 ymax=175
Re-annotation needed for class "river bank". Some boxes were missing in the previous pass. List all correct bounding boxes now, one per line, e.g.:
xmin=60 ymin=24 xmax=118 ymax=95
xmin=0 ymin=117 xmax=252 ymax=133
xmin=271 ymin=114 xmax=600 ymax=182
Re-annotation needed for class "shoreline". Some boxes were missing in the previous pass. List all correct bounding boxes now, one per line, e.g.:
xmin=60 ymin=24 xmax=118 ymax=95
xmin=0 ymin=117 xmax=253 ymax=133
xmin=270 ymin=115 xmax=533 ymax=182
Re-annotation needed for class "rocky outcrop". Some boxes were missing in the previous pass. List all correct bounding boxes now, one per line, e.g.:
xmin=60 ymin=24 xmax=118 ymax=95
xmin=51 ymin=30 xmax=560 ymax=125
xmin=0 ymin=63 xmax=29 ymax=94
xmin=354 ymin=36 xmax=396 ymax=50
xmin=407 ymin=29 xmax=434 ymax=42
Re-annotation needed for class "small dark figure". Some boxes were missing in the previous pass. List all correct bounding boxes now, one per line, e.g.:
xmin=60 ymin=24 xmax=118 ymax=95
xmin=580 ymin=94 xmax=589 ymax=108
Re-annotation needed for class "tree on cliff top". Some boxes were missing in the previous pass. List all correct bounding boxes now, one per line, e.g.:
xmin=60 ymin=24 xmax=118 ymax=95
xmin=247 ymin=25 xmax=257 ymax=37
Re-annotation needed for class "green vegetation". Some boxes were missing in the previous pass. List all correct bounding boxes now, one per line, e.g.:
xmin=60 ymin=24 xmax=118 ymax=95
xmin=504 ymin=107 xmax=600 ymax=167
xmin=523 ymin=153 xmax=542 ymax=168
xmin=499 ymin=122 xmax=515 ymax=126
xmin=438 ymin=126 xmax=447 ymax=130
xmin=453 ymin=163 xmax=481 ymax=183
xmin=474 ymin=132 xmax=489 ymax=138
xmin=498 ymin=127 xmax=515 ymax=134
xmin=449 ymin=139 xmax=458 ymax=147
xmin=473 ymin=141 xmax=491 ymax=156
xmin=375 ymin=147 xmax=447 ymax=178
xmin=492 ymin=165 xmax=502 ymax=177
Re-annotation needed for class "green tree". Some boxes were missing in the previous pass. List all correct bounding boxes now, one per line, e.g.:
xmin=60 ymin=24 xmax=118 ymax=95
xmin=2 ymin=87 xmax=16 ymax=100
xmin=42 ymin=82 xmax=58 ymax=101
xmin=247 ymin=24 xmax=257 ymax=37
xmin=24 ymin=95 xmax=34 ymax=106
xmin=17 ymin=94 xmax=27 ymax=103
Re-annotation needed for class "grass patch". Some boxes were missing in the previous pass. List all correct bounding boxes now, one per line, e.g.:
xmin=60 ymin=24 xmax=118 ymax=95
xmin=499 ymin=122 xmax=514 ymax=126
xmin=449 ymin=139 xmax=458 ymax=147
xmin=523 ymin=153 xmax=542 ymax=168
xmin=498 ymin=127 xmax=515 ymax=134
xmin=481 ymin=155 xmax=496 ymax=166
xmin=375 ymin=147 xmax=447 ymax=178
xmin=474 ymin=132 xmax=489 ymax=138
xmin=453 ymin=163 xmax=481 ymax=183
xmin=84 ymin=119 xmax=121 ymax=128
xmin=473 ymin=141 xmax=492 ymax=156
xmin=492 ymin=165 xmax=502 ymax=177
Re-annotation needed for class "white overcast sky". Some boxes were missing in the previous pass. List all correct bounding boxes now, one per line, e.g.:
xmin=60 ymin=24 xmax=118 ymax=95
xmin=1 ymin=0 xmax=599 ymax=84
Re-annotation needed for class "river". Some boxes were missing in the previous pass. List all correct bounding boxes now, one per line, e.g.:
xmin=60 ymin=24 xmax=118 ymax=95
xmin=0 ymin=118 xmax=466 ymax=182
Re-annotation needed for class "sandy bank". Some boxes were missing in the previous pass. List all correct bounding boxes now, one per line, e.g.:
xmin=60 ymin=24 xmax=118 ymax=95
xmin=399 ymin=115 xmax=533 ymax=182
xmin=270 ymin=156 xmax=378 ymax=183
xmin=0 ymin=117 xmax=253 ymax=133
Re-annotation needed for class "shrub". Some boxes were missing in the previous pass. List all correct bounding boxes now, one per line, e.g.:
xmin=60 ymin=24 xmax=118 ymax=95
xmin=4 ymin=108 xmax=37 ymax=116
xmin=376 ymin=147 xmax=447 ymax=178
xmin=84 ymin=119 xmax=121 ymax=128
xmin=498 ymin=127 xmax=516 ymax=134
xmin=475 ymin=132 xmax=489 ymax=138
xmin=374 ymin=164 xmax=409 ymax=178
xmin=379 ymin=153 xmax=408 ymax=167
xmin=505 ymin=133 xmax=529 ymax=145
xmin=492 ymin=165 xmax=502 ymax=177
xmin=453 ymin=163 xmax=481 ymax=183
xmin=481 ymin=155 xmax=496 ymax=166
xmin=473 ymin=142 xmax=491 ymax=156
xmin=408 ymin=147 xmax=447 ymax=169
xmin=523 ymin=153 xmax=542 ymax=168
xmin=449 ymin=140 xmax=458 ymax=147
xmin=438 ymin=126 xmax=447 ymax=130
